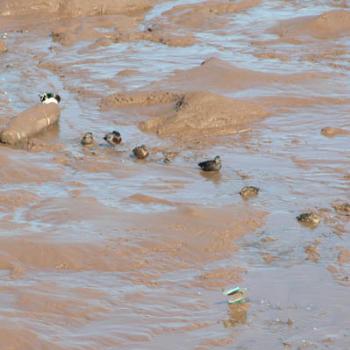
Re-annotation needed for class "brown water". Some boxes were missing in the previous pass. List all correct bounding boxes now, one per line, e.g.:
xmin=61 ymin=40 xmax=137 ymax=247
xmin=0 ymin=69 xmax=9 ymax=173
xmin=0 ymin=1 xmax=350 ymax=349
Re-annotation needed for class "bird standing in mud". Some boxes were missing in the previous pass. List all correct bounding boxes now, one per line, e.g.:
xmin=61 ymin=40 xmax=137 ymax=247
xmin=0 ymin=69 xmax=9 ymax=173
xmin=104 ymin=131 xmax=122 ymax=146
xmin=132 ymin=145 xmax=149 ymax=159
xmin=198 ymin=155 xmax=222 ymax=172
xmin=39 ymin=92 xmax=61 ymax=104
xmin=81 ymin=132 xmax=95 ymax=146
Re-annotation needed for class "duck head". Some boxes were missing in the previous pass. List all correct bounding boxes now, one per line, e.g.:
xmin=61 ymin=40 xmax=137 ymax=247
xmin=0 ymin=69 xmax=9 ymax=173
xmin=39 ymin=92 xmax=61 ymax=104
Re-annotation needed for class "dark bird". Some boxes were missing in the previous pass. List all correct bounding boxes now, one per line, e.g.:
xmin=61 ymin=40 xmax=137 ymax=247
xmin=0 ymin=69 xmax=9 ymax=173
xmin=240 ymin=186 xmax=260 ymax=200
xmin=198 ymin=155 xmax=221 ymax=172
xmin=39 ymin=92 xmax=61 ymax=104
xmin=81 ymin=132 xmax=95 ymax=146
xmin=133 ymin=145 xmax=149 ymax=159
xmin=296 ymin=212 xmax=321 ymax=228
xmin=104 ymin=131 xmax=122 ymax=146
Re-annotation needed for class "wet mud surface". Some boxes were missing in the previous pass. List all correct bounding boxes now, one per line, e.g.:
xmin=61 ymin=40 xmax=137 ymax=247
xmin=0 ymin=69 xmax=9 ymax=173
xmin=0 ymin=0 xmax=350 ymax=349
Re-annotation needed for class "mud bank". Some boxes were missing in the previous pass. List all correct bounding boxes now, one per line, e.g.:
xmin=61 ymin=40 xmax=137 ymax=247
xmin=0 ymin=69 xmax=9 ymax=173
xmin=163 ymin=0 xmax=262 ymax=30
xmin=0 ymin=0 xmax=156 ymax=17
xmin=102 ymin=89 xmax=268 ymax=139
xmin=271 ymin=10 xmax=350 ymax=40
xmin=140 ymin=91 xmax=268 ymax=138
xmin=1 ymin=0 xmax=350 ymax=349
xmin=149 ymin=57 xmax=329 ymax=94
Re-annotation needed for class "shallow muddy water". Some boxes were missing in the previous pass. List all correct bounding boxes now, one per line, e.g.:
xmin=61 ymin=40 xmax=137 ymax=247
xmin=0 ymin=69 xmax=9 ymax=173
xmin=0 ymin=0 xmax=349 ymax=349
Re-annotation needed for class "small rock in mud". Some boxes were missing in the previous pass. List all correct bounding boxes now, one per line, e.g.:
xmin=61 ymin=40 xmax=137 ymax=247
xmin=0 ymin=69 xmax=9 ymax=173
xmin=321 ymin=127 xmax=350 ymax=137
xmin=239 ymin=186 xmax=260 ymax=200
xmin=132 ymin=145 xmax=149 ymax=159
xmin=296 ymin=212 xmax=321 ymax=228
xmin=332 ymin=202 xmax=350 ymax=216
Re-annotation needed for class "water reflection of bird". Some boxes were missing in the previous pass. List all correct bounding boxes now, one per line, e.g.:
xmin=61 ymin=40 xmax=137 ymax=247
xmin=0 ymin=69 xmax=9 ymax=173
xmin=133 ymin=145 xmax=149 ymax=159
xmin=198 ymin=155 xmax=221 ymax=172
xmin=39 ymin=92 xmax=61 ymax=104
xmin=104 ymin=131 xmax=122 ymax=146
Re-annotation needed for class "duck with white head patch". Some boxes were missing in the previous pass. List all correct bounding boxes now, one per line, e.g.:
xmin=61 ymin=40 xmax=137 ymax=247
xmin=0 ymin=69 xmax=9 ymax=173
xmin=39 ymin=92 xmax=61 ymax=104
xmin=104 ymin=130 xmax=122 ymax=146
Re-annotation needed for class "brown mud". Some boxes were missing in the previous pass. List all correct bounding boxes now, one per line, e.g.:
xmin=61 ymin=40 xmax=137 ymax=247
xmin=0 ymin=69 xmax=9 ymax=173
xmin=0 ymin=0 xmax=350 ymax=349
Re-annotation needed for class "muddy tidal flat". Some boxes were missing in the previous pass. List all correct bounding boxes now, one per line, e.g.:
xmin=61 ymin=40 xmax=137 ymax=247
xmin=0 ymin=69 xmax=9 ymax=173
xmin=0 ymin=0 xmax=350 ymax=349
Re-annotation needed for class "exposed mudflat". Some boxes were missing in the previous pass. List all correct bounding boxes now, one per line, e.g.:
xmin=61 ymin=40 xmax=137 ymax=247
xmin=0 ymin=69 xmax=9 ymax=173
xmin=0 ymin=0 xmax=350 ymax=349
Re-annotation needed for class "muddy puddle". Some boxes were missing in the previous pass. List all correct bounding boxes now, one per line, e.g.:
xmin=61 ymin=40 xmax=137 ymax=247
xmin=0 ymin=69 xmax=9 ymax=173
xmin=0 ymin=0 xmax=350 ymax=349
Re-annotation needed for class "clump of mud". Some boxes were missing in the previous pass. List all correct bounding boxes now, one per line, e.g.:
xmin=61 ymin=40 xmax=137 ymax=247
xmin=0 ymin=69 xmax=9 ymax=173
xmin=163 ymin=0 xmax=262 ymax=30
xmin=321 ymin=127 xmax=350 ymax=137
xmin=271 ymin=10 xmax=350 ymax=40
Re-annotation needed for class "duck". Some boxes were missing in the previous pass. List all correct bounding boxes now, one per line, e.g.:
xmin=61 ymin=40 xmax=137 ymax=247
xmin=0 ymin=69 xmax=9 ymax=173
xmin=103 ymin=130 xmax=122 ymax=146
xmin=39 ymin=92 xmax=61 ymax=104
xmin=240 ymin=186 xmax=260 ymax=199
xmin=198 ymin=155 xmax=221 ymax=172
xmin=133 ymin=145 xmax=149 ymax=159
xmin=296 ymin=212 xmax=321 ymax=228
xmin=81 ymin=132 xmax=95 ymax=146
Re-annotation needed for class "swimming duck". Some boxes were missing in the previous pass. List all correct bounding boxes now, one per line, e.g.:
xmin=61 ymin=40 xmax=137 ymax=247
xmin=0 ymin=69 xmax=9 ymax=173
xmin=81 ymin=132 xmax=95 ymax=146
xmin=240 ymin=186 xmax=260 ymax=200
xmin=103 ymin=131 xmax=122 ymax=146
xmin=198 ymin=155 xmax=221 ymax=172
xmin=133 ymin=145 xmax=149 ymax=159
xmin=296 ymin=212 xmax=321 ymax=228
xmin=39 ymin=92 xmax=61 ymax=104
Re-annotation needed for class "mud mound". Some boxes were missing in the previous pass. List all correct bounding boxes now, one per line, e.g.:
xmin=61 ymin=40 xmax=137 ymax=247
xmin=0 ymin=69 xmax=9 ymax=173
xmin=50 ymin=14 xmax=141 ymax=46
xmin=0 ymin=0 xmax=155 ymax=17
xmin=164 ymin=0 xmax=261 ymax=29
xmin=151 ymin=57 xmax=325 ymax=93
xmin=271 ymin=11 xmax=350 ymax=40
xmin=140 ymin=91 xmax=268 ymax=138
xmin=321 ymin=127 xmax=350 ymax=137
xmin=101 ymin=91 xmax=181 ymax=110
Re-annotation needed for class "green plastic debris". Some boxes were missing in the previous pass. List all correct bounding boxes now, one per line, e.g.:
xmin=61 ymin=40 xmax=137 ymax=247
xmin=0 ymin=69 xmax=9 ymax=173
xmin=223 ymin=286 xmax=248 ymax=305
